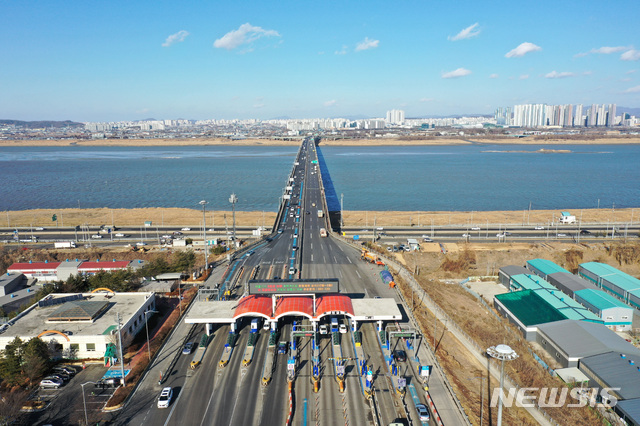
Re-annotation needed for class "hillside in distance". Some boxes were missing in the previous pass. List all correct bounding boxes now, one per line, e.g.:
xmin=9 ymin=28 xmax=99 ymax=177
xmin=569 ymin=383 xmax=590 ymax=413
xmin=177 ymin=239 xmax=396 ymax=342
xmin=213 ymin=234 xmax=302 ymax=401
xmin=0 ymin=119 xmax=83 ymax=129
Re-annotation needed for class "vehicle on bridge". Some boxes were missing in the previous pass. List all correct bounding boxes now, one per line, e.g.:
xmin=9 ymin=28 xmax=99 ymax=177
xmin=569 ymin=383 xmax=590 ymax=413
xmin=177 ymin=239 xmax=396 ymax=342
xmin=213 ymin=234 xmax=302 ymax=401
xmin=320 ymin=228 xmax=327 ymax=237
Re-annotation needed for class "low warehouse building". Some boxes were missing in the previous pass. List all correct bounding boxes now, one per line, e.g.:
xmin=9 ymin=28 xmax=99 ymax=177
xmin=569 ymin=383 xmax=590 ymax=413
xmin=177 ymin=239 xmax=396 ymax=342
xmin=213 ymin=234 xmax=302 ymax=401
xmin=574 ymin=288 xmax=634 ymax=331
xmin=525 ymin=258 xmax=569 ymax=280
xmin=579 ymin=262 xmax=640 ymax=310
xmin=579 ymin=351 xmax=640 ymax=402
xmin=498 ymin=265 xmax=530 ymax=289
xmin=546 ymin=272 xmax=597 ymax=298
xmin=536 ymin=320 xmax=640 ymax=368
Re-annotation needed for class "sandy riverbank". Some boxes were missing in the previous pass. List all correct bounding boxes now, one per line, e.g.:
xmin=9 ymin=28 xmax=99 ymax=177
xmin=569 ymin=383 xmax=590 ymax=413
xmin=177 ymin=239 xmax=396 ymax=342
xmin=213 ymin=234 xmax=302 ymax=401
xmin=2 ymin=207 xmax=638 ymax=228
xmin=2 ymin=135 xmax=640 ymax=147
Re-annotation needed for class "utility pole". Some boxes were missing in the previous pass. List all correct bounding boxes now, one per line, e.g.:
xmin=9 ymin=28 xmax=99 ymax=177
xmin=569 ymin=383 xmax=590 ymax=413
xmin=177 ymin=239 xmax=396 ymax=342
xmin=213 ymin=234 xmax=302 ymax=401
xmin=340 ymin=193 xmax=344 ymax=229
xmin=116 ymin=313 xmax=126 ymax=387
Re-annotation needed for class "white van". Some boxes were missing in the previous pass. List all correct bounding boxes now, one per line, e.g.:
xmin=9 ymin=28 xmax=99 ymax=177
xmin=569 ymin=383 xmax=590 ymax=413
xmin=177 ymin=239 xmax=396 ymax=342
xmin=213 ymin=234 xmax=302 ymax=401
xmin=289 ymin=267 xmax=295 ymax=275
xmin=330 ymin=317 xmax=339 ymax=333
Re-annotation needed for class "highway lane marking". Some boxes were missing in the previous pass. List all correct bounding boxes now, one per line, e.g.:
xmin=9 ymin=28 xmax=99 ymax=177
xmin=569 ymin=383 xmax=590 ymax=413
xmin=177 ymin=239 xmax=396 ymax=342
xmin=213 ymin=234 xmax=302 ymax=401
xmin=347 ymin=257 xmax=352 ymax=264
xmin=356 ymin=270 xmax=361 ymax=278
xmin=311 ymin=254 xmax=314 ymax=262
xmin=163 ymin=382 xmax=187 ymax=426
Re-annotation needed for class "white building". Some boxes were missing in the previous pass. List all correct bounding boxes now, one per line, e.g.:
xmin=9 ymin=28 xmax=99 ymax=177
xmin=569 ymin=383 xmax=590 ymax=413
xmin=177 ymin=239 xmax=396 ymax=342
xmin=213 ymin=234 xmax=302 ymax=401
xmin=0 ymin=292 xmax=156 ymax=360
xmin=386 ymin=109 xmax=405 ymax=126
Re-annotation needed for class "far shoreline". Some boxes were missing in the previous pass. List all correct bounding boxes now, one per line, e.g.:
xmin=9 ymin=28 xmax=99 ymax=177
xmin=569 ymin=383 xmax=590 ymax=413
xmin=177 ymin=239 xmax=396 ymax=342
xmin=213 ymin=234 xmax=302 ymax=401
xmin=2 ymin=135 xmax=640 ymax=147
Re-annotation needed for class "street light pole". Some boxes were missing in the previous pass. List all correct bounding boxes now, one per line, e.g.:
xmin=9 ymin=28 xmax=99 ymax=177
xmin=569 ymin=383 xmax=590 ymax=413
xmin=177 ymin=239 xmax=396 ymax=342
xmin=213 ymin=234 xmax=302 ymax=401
xmin=200 ymin=200 xmax=209 ymax=271
xmin=487 ymin=344 xmax=518 ymax=426
xmin=81 ymin=381 xmax=97 ymax=426
xmin=229 ymin=193 xmax=238 ymax=244
xmin=144 ymin=310 xmax=159 ymax=361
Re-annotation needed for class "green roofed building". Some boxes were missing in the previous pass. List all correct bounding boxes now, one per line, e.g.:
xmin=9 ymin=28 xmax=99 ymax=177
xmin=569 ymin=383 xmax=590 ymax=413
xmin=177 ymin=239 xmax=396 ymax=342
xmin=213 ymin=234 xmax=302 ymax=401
xmin=579 ymin=262 xmax=640 ymax=310
xmin=495 ymin=290 xmax=567 ymax=340
xmin=526 ymin=258 xmax=570 ymax=280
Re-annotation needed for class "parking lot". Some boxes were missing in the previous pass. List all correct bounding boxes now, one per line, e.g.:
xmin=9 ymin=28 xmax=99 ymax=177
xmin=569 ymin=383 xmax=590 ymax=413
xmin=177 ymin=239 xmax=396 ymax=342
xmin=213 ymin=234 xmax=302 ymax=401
xmin=28 ymin=364 xmax=117 ymax=426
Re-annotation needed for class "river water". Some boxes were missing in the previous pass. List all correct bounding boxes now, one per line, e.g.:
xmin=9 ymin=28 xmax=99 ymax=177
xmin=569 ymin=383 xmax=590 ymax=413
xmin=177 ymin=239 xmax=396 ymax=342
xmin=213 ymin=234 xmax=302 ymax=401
xmin=1 ymin=144 xmax=638 ymax=212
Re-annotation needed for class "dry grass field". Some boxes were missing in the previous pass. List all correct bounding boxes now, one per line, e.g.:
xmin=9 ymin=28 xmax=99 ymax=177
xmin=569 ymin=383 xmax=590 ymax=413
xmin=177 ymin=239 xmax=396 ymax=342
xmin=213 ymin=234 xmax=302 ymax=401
xmin=3 ymin=207 xmax=637 ymax=228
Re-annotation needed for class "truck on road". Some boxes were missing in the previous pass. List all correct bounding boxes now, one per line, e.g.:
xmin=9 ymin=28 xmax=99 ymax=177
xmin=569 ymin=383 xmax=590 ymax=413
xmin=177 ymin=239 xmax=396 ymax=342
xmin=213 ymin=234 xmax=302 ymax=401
xmin=54 ymin=241 xmax=76 ymax=249
xmin=317 ymin=210 xmax=324 ymax=218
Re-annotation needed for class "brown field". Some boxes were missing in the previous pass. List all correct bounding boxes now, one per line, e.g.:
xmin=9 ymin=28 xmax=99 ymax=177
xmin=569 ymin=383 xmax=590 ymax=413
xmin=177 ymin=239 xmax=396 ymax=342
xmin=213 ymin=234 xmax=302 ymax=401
xmin=3 ymin=207 xmax=638 ymax=229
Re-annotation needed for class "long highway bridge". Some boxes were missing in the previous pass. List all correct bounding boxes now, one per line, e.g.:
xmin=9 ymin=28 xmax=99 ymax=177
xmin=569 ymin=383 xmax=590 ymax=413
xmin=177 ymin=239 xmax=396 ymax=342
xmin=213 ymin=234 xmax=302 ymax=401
xmin=106 ymin=138 xmax=470 ymax=426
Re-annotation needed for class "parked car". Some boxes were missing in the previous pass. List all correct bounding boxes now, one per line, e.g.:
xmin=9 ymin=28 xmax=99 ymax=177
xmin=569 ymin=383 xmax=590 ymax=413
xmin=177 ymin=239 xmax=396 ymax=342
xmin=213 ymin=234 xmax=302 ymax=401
xmin=182 ymin=342 xmax=194 ymax=355
xmin=52 ymin=365 xmax=76 ymax=376
xmin=416 ymin=403 xmax=430 ymax=421
xmin=40 ymin=377 xmax=63 ymax=389
xmin=50 ymin=373 xmax=70 ymax=382
xmin=393 ymin=350 xmax=407 ymax=363
xmin=95 ymin=378 xmax=122 ymax=388
xmin=157 ymin=387 xmax=173 ymax=408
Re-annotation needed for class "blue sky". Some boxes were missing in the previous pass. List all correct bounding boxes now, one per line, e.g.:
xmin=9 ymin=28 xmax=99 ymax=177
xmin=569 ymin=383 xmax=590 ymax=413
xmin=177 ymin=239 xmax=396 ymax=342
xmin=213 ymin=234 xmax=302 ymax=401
xmin=1 ymin=0 xmax=639 ymax=121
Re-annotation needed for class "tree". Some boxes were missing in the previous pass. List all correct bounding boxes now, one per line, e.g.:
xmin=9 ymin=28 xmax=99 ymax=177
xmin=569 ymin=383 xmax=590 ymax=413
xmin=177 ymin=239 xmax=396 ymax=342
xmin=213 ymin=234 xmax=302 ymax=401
xmin=0 ymin=387 xmax=29 ymax=425
xmin=0 ymin=337 xmax=24 ymax=386
xmin=22 ymin=338 xmax=50 ymax=382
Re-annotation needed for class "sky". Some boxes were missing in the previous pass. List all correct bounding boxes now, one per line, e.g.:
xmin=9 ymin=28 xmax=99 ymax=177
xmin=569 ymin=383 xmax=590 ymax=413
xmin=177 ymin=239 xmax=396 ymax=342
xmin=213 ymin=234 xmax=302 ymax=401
xmin=1 ymin=0 xmax=639 ymax=122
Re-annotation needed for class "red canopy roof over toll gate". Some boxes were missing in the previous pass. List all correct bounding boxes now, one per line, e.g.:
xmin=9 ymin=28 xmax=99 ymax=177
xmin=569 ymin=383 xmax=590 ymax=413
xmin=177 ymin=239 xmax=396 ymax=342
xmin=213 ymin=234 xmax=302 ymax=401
xmin=274 ymin=296 xmax=314 ymax=320
xmin=315 ymin=294 xmax=354 ymax=319
xmin=233 ymin=295 xmax=272 ymax=320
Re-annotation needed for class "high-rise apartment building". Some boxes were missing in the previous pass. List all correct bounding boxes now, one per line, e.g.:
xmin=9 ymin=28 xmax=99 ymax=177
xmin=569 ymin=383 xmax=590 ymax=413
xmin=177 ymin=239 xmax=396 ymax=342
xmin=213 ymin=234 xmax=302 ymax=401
xmin=385 ymin=109 xmax=405 ymax=125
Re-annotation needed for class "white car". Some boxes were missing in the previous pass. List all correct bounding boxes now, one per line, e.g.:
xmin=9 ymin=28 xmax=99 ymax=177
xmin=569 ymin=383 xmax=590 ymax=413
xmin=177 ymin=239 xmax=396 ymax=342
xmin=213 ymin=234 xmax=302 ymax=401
xmin=181 ymin=227 xmax=191 ymax=231
xmin=319 ymin=324 xmax=328 ymax=334
xmin=557 ymin=233 xmax=567 ymax=237
xmin=462 ymin=233 xmax=471 ymax=238
xmin=157 ymin=387 xmax=173 ymax=408
xmin=339 ymin=324 xmax=348 ymax=334
xmin=91 ymin=234 xmax=103 ymax=239
xmin=471 ymin=226 xmax=481 ymax=231
xmin=35 ymin=227 xmax=45 ymax=231
xmin=496 ymin=233 xmax=505 ymax=238
xmin=136 ymin=242 xmax=147 ymax=246
xmin=416 ymin=403 xmax=430 ymax=421
xmin=534 ymin=226 xmax=544 ymax=230
xmin=115 ymin=233 xmax=125 ymax=237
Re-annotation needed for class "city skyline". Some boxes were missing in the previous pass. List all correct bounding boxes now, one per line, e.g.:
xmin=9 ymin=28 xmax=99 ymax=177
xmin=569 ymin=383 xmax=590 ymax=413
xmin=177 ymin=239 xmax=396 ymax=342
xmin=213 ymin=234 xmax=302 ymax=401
xmin=1 ymin=1 xmax=639 ymax=122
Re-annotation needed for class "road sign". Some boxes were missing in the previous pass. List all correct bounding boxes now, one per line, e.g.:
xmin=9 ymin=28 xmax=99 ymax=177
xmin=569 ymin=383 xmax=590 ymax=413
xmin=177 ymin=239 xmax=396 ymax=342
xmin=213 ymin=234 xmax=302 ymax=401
xmin=367 ymin=371 xmax=373 ymax=381
xmin=249 ymin=278 xmax=339 ymax=295
xmin=287 ymin=359 xmax=295 ymax=371
xmin=420 ymin=365 xmax=431 ymax=377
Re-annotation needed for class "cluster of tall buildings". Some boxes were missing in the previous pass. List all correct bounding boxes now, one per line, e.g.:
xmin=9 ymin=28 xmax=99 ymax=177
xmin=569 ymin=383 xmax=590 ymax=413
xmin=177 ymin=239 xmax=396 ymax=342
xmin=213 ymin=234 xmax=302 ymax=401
xmin=84 ymin=119 xmax=193 ymax=132
xmin=498 ymin=104 xmax=621 ymax=128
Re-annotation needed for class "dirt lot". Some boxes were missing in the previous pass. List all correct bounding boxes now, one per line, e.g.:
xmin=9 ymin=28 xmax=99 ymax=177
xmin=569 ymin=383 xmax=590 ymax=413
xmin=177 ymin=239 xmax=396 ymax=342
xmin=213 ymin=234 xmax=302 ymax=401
xmin=390 ymin=240 xmax=640 ymax=425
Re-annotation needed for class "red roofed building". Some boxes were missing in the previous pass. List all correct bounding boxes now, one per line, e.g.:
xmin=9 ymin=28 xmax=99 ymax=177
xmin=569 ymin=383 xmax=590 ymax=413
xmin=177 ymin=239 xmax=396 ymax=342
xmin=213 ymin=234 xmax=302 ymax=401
xmin=7 ymin=262 xmax=62 ymax=282
xmin=78 ymin=261 xmax=131 ymax=275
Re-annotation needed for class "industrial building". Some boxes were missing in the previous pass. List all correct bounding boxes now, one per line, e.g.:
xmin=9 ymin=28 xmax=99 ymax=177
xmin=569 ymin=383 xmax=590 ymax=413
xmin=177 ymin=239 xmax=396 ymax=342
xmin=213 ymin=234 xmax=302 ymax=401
xmin=0 ymin=291 xmax=156 ymax=360
xmin=494 ymin=289 xmax=602 ymax=340
xmin=525 ymin=258 xmax=569 ymax=280
xmin=579 ymin=262 xmax=640 ymax=310
xmin=546 ymin=272 xmax=597 ymax=298
xmin=535 ymin=320 xmax=640 ymax=368
xmin=574 ymin=288 xmax=634 ymax=331
xmin=579 ymin=351 xmax=640 ymax=401
xmin=498 ymin=265 xmax=530 ymax=289
xmin=0 ymin=273 xmax=39 ymax=312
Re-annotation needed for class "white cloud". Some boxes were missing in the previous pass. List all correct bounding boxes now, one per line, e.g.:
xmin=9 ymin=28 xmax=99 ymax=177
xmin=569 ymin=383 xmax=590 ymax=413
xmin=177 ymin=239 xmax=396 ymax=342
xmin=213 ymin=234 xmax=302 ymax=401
xmin=519 ymin=74 xmax=529 ymax=80
xmin=442 ymin=68 xmax=472 ymax=79
xmin=213 ymin=23 xmax=280 ymax=50
xmin=448 ymin=23 xmax=480 ymax=41
xmin=576 ymin=46 xmax=629 ymax=57
xmin=583 ymin=70 xmax=593 ymax=76
xmin=545 ymin=71 xmax=575 ymax=79
xmin=253 ymin=103 xmax=265 ymax=109
xmin=355 ymin=37 xmax=379 ymax=51
xmin=324 ymin=100 xmax=337 ymax=107
xmin=625 ymin=85 xmax=640 ymax=93
xmin=419 ymin=97 xmax=434 ymax=102
xmin=505 ymin=42 xmax=542 ymax=58
xmin=335 ymin=45 xmax=348 ymax=55
xmin=621 ymin=49 xmax=640 ymax=61
xmin=489 ymin=73 xmax=499 ymax=79
xmin=162 ymin=30 xmax=190 ymax=47
xmin=626 ymin=69 xmax=637 ymax=74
